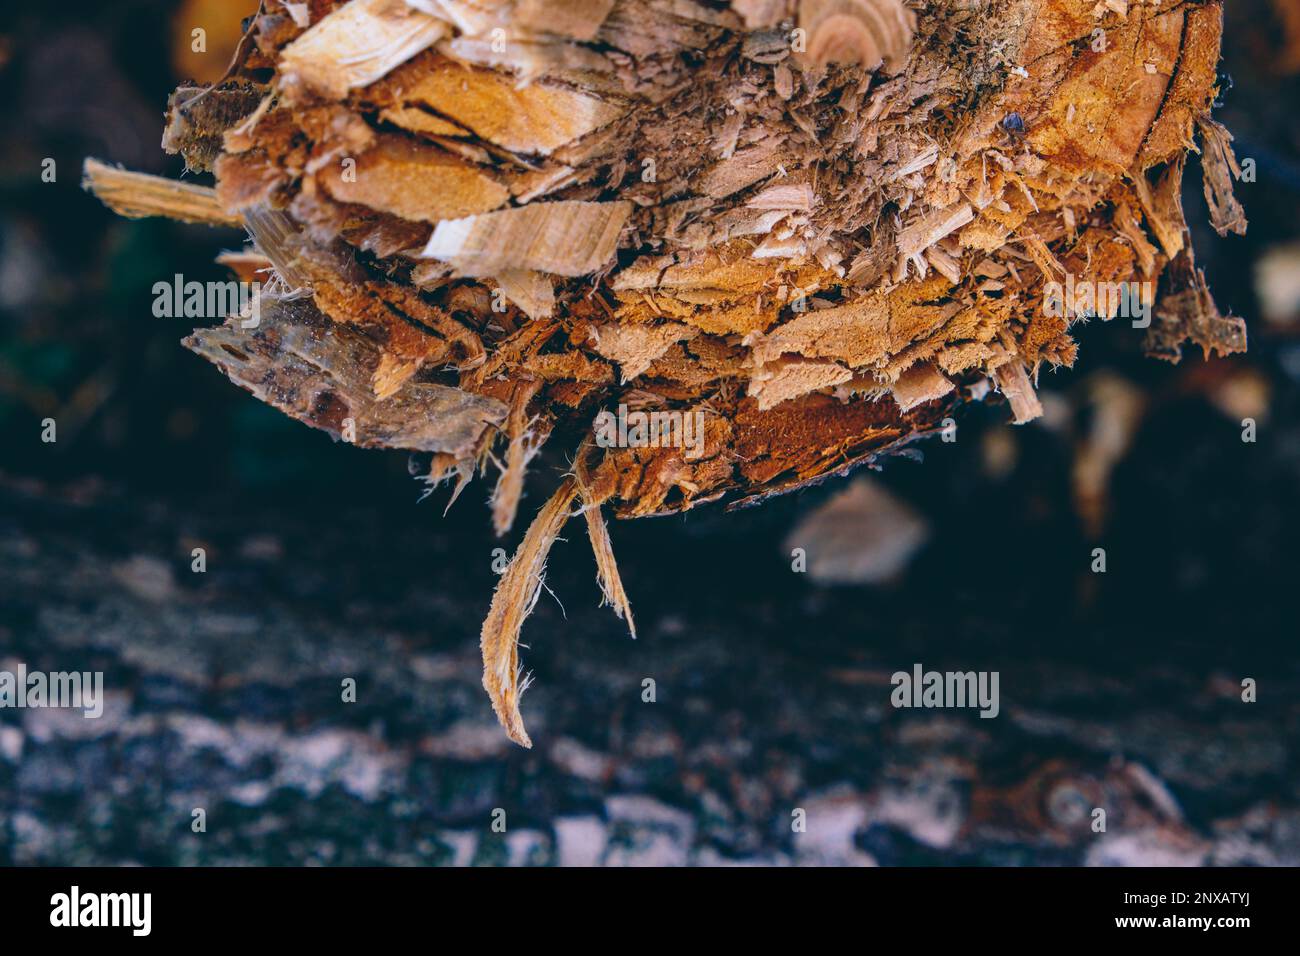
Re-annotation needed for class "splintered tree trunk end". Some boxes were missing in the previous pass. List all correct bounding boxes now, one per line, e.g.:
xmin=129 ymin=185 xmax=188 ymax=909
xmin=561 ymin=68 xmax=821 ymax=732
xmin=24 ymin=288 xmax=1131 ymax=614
xmin=85 ymin=0 xmax=1246 ymax=745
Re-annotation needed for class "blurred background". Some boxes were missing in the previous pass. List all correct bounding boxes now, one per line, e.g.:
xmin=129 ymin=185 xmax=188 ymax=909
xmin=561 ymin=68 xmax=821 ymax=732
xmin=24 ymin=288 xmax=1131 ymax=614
xmin=0 ymin=0 xmax=1297 ymax=865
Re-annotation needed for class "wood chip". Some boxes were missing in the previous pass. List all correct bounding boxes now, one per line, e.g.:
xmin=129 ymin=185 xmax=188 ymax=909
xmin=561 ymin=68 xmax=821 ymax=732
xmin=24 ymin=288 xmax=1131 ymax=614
xmin=494 ymin=270 xmax=556 ymax=321
xmin=891 ymin=361 xmax=955 ymax=411
xmin=278 ymin=0 xmax=448 ymax=100
xmin=747 ymin=357 xmax=853 ymax=409
xmin=990 ymin=352 xmax=1044 ymax=425
xmin=783 ymin=477 xmax=929 ymax=584
xmin=421 ymin=201 xmax=632 ymax=276
xmin=897 ymin=202 xmax=974 ymax=262
xmin=318 ymin=136 xmax=510 ymax=223
xmin=589 ymin=322 xmax=699 ymax=383
xmin=384 ymin=58 xmax=625 ymax=155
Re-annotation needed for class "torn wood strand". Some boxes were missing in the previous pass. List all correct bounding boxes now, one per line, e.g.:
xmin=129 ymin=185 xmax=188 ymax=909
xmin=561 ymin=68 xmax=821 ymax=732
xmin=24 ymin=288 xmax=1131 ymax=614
xmin=479 ymin=477 xmax=580 ymax=748
xmin=82 ymin=159 xmax=240 ymax=227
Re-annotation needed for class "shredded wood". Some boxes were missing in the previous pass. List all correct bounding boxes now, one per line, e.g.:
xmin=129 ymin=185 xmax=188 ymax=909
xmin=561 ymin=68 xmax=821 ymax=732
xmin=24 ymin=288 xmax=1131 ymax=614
xmin=184 ymin=295 xmax=508 ymax=456
xmin=589 ymin=321 xmax=699 ymax=383
xmin=89 ymin=0 xmax=1247 ymax=746
xmin=378 ymin=57 xmax=626 ymax=155
xmin=82 ymin=159 xmax=239 ymax=227
xmin=891 ymin=361 xmax=955 ymax=412
xmin=479 ymin=477 xmax=579 ymax=748
xmin=278 ymin=0 xmax=448 ymax=100
xmin=242 ymin=205 xmax=315 ymax=291
xmin=575 ymin=449 xmax=637 ymax=641
xmin=1197 ymin=116 xmax=1248 ymax=238
xmin=491 ymin=379 xmax=544 ymax=536
xmin=798 ymin=0 xmax=915 ymax=71
xmin=991 ymin=351 xmax=1044 ymax=425
xmin=494 ymin=270 xmax=555 ymax=321
xmin=320 ymin=137 xmax=510 ymax=223
xmin=422 ymin=201 xmax=632 ymax=276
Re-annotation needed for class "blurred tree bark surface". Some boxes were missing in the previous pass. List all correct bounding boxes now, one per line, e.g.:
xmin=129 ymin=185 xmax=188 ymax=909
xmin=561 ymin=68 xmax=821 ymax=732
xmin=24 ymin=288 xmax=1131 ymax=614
xmin=1 ymin=476 xmax=1295 ymax=866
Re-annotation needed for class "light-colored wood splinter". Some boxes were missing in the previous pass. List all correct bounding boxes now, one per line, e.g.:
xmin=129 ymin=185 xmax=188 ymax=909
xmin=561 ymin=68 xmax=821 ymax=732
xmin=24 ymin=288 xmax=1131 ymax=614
xmin=991 ymin=352 xmax=1045 ymax=425
xmin=421 ymin=201 xmax=633 ymax=277
xmin=576 ymin=450 xmax=637 ymax=643
xmin=494 ymin=269 xmax=556 ymax=321
xmin=891 ymin=361 xmax=955 ymax=411
xmin=480 ymin=477 xmax=579 ymax=748
xmin=278 ymin=0 xmax=448 ymax=100
xmin=389 ymin=58 xmax=626 ymax=156
xmin=81 ymin=159 xmax=240 ymax=227
xmin=319 ymin=137 xmax=510 ymax=223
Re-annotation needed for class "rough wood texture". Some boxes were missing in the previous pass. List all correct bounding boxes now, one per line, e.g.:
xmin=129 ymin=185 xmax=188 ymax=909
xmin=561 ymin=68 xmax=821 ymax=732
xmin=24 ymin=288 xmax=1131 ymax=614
xmin=82 ymin=159 xmax=240 ymax=226
xmin=86 ymin=0 xmax=1246 ymax=746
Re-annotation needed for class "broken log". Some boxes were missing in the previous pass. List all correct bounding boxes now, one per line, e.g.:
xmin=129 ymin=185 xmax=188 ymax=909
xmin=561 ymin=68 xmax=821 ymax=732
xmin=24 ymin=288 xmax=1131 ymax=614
xmin=85 ymin=0 xmax=1246 ymax=746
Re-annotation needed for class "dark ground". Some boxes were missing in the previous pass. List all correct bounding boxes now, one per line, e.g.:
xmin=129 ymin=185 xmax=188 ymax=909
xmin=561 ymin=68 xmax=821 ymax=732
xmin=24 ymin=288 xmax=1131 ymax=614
xmin=0 ymin=0 xmax=1297 ymax=865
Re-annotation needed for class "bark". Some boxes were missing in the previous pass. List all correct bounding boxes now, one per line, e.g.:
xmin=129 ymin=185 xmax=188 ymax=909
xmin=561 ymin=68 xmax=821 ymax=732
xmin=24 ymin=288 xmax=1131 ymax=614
xmin=3 ymin=478 xmax=1295 ymax=866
